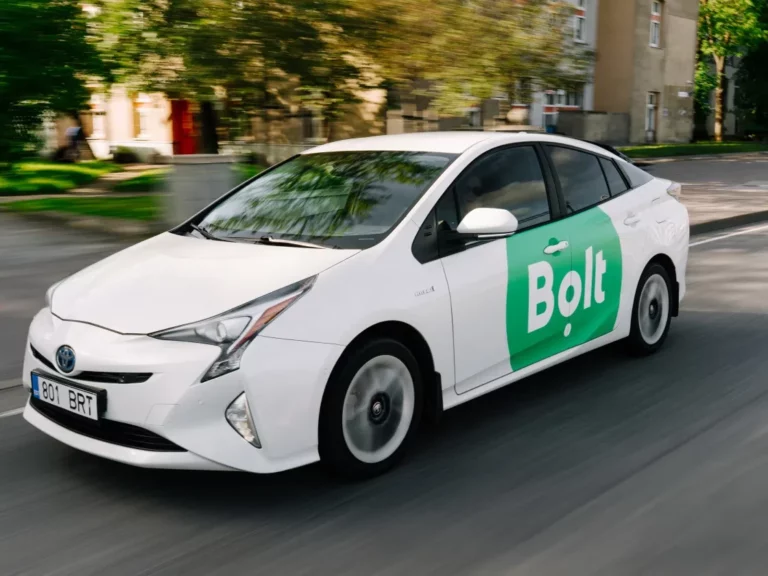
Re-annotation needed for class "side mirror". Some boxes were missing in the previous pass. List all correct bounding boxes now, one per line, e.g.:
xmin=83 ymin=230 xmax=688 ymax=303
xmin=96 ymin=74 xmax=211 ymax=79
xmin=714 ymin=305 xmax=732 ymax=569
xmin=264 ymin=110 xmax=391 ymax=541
xmin=456 ymin=207 xmax=518 ymax=237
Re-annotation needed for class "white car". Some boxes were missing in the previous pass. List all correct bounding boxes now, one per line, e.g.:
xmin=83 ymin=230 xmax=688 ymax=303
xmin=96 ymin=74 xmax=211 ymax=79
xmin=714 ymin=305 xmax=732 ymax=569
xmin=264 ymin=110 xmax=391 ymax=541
xmin=22 ymin=132 xmax=689 ymax=478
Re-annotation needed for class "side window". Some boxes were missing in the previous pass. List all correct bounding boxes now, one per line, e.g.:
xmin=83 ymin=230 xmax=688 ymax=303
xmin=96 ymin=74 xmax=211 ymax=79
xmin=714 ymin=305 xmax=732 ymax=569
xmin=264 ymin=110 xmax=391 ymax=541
xmin=454 ymin=146 xmax=550 ymax=231
xmin=599 ymin=157 xmax=629 ymax=196
xmin=546 ymin=145 xmax=610 ymax=213
xmin=621 ymin=161 xmax=654 ymax=188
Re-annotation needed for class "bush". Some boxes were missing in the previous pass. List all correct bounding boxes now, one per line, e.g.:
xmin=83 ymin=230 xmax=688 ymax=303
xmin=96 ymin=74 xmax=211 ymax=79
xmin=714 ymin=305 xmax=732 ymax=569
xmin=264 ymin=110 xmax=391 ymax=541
xmin=112 ymin=146 xmax=141 ymax=164
xmin=242 ymin=150 xmax=268 ymax=166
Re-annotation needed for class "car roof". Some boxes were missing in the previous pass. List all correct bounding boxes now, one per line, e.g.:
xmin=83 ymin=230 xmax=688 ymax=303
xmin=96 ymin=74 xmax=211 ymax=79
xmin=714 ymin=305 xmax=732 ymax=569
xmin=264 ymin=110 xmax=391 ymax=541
xmin=303 ymin=131 xmax=622 ymax=160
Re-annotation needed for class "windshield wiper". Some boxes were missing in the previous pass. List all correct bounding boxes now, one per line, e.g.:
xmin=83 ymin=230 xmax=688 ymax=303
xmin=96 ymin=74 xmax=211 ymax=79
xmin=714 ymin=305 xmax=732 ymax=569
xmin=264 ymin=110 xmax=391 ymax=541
xmin=189 ymin=223 xmax=230 ymax=242
xmin=253 ymin=235 xmax=327 ymax=249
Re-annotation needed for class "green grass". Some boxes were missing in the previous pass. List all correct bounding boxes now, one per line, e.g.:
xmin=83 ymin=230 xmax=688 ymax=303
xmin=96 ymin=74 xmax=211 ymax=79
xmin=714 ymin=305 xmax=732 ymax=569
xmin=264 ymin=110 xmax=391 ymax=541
xmin=112 ymin=168 xmax=169 ymax=193
xmin=236 ymin=163 xmax=266 ymax=182
xmin=0 ymin=161 xmax=121 ymax=196
xmin=620 ymin=141 xmax=768 ymax=159
xmin=2 ymin=195 xmax=160 ymax=221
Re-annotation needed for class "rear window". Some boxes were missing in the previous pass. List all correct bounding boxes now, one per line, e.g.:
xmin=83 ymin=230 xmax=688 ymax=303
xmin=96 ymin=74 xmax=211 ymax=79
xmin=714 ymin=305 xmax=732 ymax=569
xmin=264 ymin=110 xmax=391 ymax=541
xmin=621 ymin=161 xmax=654 ymax=188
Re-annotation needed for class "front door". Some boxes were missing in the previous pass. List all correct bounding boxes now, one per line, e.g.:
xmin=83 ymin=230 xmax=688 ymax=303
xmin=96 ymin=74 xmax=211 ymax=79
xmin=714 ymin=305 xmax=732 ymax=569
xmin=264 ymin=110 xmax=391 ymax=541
xmin=437 ymin=144 xmax=569 ymax=394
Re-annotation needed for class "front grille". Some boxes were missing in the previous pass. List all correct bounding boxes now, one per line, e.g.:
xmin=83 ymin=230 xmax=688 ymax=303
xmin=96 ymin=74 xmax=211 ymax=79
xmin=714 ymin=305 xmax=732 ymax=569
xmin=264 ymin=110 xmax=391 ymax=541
xmin=30 ymin=345 xmax=152 ymax=384
xmin=30 ymin=396 xmax=185 ymax=452
xmin=75 ymin=371 xmax=152 ymax=384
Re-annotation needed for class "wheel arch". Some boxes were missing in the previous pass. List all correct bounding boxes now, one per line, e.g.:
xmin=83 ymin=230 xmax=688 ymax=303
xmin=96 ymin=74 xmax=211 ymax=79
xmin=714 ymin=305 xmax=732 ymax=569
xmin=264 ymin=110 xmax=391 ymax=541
xmin=645 ymin=253 xmax=679 ymax=317
xmin=321 ymin=321 xmax=443 ymax=427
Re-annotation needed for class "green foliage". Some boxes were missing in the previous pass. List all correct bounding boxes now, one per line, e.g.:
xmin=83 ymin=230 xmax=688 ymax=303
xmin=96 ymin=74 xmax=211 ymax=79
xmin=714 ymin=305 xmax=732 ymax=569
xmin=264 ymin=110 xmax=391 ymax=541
xmin=369 ymin=0 xmax=592 ymax=116
xmin=698 ymin=0 xmax=767 ymax=60
xmin=619 ymin=141 xmax=768 ymax=158
xmin=94 ymin=0 xmax=590 ymax=126
xmin=0 ymin=0 xmax=107 ymax=164
xmin=694 ymin=56 xmax=717 ymax=118
xmin=0 ymin=161 xmax=120 ymax=196
xmin=2 ymin=195 xmax=160 ymax=221
xmin=734 ymin=2 xmax=768 ymax=135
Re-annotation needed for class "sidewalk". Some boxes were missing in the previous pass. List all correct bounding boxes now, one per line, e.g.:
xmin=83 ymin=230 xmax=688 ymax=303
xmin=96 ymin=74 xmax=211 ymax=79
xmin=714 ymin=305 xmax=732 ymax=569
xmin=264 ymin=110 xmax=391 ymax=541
xmin=646 ymin=152 xmax=768 ymax=234
xmin=68 ymin=163 xmax=165 ymax=194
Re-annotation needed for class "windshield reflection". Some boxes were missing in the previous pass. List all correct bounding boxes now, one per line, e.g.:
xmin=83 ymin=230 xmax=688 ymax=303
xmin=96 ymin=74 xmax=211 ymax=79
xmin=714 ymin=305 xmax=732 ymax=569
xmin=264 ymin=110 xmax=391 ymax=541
xmin=199 ymin=151 xmax=456 ymax=249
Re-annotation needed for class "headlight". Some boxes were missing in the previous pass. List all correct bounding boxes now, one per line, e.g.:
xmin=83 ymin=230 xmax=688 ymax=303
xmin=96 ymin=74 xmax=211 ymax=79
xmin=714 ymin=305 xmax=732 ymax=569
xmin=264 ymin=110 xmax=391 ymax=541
xmin=151 ymin=276 xmax=316 ymax=381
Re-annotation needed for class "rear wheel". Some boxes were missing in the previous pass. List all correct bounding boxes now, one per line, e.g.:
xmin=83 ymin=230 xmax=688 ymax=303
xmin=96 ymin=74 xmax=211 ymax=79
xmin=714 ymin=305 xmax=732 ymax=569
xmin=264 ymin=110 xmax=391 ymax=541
xmin=319 ymin=339 xmax=423 ymax=479
xmin=627 ymin=263 xmax=672 ymax=355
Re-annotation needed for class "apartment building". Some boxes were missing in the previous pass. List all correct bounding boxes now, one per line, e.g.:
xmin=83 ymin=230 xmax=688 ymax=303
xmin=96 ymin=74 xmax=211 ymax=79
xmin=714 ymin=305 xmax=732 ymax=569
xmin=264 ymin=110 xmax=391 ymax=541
xmin=527 ymin=0 xmax=599 ymax=130
xmin=591 ymin=0 xmax=699 ymax=143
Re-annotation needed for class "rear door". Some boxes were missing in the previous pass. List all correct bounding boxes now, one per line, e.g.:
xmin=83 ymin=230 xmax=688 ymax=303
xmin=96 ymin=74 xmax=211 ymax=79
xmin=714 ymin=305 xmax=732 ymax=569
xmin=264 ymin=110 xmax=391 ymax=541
xmin=539 ymin=144 xmax=626 ymax=349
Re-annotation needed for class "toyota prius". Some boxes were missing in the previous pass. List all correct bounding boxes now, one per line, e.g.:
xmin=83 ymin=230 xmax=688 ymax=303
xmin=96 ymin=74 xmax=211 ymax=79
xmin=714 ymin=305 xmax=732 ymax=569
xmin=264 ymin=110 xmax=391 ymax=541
xmin=22 ymin=132 xmax=689 ymax=478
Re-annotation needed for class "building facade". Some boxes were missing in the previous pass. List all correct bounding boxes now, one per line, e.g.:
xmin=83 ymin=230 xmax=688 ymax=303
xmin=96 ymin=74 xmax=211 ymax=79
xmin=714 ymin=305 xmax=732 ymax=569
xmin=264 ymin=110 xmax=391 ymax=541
xmin=528 ymin=0 xmax=599 ymax=130
xmin=592 ymin=0 xmax=699 ymax=143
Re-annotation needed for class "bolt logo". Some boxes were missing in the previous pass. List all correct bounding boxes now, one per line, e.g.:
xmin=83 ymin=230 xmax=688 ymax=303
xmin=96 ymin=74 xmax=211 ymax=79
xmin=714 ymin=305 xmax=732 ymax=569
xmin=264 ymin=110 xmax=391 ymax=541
xmin=506 ymin=208 xmax=623 ymax=370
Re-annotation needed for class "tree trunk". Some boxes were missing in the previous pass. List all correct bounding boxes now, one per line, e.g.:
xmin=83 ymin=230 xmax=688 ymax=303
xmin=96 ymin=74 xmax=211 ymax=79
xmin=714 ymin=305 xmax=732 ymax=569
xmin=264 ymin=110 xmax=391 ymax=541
xmin=714 ymin=55 xmax=725 ymax=142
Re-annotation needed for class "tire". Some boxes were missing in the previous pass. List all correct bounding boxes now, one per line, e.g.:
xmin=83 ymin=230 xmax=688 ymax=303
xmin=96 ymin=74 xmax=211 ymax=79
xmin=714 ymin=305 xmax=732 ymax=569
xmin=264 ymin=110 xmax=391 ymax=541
xmin=319 ymin=338 xmax=423 ymax=479
xmin=626 ymin=263 xmax=673 ymax=355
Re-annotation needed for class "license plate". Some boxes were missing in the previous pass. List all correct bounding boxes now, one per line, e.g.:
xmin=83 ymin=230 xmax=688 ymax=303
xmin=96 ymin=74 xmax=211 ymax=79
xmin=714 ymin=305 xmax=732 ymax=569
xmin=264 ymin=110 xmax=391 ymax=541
xmin=31 ymin=373 xmax=101 ymax=421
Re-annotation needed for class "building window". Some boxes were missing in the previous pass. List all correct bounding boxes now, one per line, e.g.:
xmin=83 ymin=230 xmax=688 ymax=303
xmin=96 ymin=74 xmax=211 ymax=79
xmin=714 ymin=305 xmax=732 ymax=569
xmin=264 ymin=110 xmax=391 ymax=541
xmin=545 ymin=92 xmax=555 ymax=106
xmin=650 ymin=1 xmax=662 ymax=47
xmin=566 ymin=89 xmax=583 ymax=107
xmin=574 ymin=0 xmax=586 ymax=42
xmin=90 ymin=94 xmax=106 ymax=139
xmin=134 ymin=94 xmax=152 ymax=140
xmin=646 ymin=92 xmax=658 ymax=133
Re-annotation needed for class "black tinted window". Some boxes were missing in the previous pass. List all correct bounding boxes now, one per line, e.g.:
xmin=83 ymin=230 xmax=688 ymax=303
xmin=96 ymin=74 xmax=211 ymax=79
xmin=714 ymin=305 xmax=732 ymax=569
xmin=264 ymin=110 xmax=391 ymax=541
xmin=622 ymin=161 xmax=654 ymax=188
xmin=198 ymin=151 xmax=456 ymax=249
xmin=600 ymin=158 xmax=629 ymax=196
xmin=547 ymin=145 xmax=610 ymax=213
xmin=454 ymin=146 xmax=550 ymax=230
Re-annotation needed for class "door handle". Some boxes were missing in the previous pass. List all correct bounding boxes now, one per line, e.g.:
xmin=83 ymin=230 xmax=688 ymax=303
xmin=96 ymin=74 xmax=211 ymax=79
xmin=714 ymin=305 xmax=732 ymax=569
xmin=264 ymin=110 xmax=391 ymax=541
xmin=544 ymin=240 xmax=569 ymax=255
xmin=624 ymin=214 xmax=641 ymax=226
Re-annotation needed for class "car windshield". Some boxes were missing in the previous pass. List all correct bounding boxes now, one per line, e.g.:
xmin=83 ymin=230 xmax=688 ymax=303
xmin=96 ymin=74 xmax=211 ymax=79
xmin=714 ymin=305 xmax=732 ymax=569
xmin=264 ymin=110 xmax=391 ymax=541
xmin=197 ymin=151 xmax=457 ymax=249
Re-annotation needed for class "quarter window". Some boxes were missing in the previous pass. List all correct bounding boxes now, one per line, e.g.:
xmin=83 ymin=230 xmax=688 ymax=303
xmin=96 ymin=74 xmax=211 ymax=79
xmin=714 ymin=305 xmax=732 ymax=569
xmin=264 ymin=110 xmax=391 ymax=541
xmin=599 ymin=158 xmax=629 ymax=196
xmin=622 ymin=161 xmax=655 ymax=188
xmin=454 ymin=146 xmax=551 ymax=231
xmin=547 ymin=145 xmax=610 ymax=213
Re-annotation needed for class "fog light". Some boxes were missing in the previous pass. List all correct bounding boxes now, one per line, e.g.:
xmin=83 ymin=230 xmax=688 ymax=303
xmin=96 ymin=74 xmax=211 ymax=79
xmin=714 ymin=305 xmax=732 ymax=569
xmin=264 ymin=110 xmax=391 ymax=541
xmin=225 ymin=392 xmax=261 ymax=448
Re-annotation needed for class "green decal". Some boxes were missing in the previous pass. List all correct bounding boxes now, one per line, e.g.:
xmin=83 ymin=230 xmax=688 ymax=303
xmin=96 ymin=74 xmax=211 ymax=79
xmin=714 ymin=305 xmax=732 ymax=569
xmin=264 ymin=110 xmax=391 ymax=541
xmin=505 ymin=207 xmax=622 ymax=370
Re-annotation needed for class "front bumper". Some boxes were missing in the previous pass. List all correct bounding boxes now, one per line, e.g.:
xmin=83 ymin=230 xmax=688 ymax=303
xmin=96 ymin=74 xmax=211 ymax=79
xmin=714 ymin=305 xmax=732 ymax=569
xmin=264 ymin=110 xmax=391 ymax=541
xmin=23 ymin=309 xmax=344 ymax=474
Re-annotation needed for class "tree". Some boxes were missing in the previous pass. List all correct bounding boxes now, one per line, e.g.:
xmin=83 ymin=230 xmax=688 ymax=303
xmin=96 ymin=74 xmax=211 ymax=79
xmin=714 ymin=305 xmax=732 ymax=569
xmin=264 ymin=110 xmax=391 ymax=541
xmin=94 ymin=0 xmax=386 ymax=141
xmin=0 ymin=0 xmax=107 ymax=165
xmin=734 ymin=0 xmax=768 ymax=137
xmin=367 ymin=0 xmax=592 ymax=117
xmin=698 ymin=0 xmax=767 ymax=141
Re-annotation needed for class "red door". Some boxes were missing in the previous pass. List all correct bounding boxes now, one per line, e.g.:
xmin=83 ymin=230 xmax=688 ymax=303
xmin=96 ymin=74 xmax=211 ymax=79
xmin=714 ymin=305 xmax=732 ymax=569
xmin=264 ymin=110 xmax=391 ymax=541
xmin=171 ymin=100 xmax=197 ymax=155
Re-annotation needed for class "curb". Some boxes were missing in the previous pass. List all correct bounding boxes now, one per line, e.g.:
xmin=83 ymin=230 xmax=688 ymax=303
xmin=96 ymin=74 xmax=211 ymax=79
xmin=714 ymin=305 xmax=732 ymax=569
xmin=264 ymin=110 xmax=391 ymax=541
xmin=0 ymin=379 xmax=21 ymax=391
xmin=690 ymin=210 xmax=768 ymax=236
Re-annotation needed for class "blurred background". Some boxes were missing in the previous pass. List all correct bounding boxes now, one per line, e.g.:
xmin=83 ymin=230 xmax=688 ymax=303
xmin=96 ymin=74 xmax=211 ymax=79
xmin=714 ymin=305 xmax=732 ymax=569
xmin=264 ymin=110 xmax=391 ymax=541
xmin=4 ymin=1 xmax=768 ymax=575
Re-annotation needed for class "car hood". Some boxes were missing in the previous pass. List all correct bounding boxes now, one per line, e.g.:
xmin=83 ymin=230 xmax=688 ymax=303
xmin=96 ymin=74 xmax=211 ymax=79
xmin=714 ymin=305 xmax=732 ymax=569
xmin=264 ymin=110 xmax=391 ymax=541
xmin=52 ymin=233 xmax=359 ymax=334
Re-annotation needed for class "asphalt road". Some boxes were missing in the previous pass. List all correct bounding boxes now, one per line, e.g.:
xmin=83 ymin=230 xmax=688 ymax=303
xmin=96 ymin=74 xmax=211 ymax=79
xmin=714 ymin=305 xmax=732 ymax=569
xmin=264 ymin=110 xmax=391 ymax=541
xmin=4 ymin=212 xmax=768 ymax=574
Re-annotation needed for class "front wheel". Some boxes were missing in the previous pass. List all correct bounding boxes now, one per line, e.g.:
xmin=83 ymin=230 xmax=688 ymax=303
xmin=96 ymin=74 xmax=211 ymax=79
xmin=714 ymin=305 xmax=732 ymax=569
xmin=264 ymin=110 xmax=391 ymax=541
xmin=319 ymin=339 xmax=423 ymax=479
xmin=626 ymin=263 xmax=673 ymax=355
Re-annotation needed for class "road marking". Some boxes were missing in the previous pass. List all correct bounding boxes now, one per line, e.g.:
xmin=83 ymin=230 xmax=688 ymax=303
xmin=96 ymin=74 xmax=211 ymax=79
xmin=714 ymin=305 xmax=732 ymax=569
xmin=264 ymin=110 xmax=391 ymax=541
xmin=690 ymin=223 xmax=768 ymax=248
xmin=0 ymin=407 xmax=24 ymax=419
